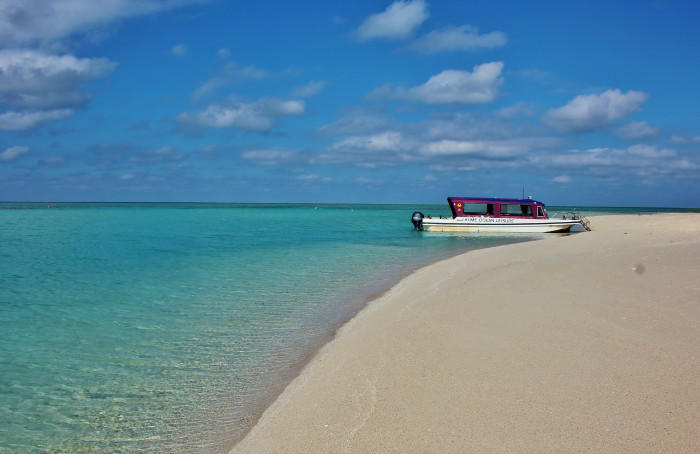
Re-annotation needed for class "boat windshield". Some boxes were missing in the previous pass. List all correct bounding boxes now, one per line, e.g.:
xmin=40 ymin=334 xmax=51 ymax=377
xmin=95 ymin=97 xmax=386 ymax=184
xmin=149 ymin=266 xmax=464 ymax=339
xmin=500 ymin=204 xmax=533 ymax=216
xmin=461 ymin=203 xmax=495 ymax=215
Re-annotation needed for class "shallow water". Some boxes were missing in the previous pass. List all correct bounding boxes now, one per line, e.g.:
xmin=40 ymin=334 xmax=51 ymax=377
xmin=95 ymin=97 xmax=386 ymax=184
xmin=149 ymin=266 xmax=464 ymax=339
xmin=0 ymin=203 xmax=691 ymax=452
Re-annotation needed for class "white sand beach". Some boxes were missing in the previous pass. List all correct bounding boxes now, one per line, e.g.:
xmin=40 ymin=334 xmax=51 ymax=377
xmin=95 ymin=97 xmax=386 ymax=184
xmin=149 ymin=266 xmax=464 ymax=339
xmin=232 ymin=214 xmax=700 ymax=453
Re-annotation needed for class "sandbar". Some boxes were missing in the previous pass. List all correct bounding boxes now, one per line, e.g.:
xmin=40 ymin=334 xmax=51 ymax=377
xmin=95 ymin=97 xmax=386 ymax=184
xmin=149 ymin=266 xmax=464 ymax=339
xmin=232 ymin=214 xmax=700 ymax=453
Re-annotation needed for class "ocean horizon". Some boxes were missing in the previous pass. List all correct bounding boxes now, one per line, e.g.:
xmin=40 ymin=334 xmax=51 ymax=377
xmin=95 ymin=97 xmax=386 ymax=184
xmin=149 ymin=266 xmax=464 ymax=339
xmin=1 ymin=203 xmax=696 ymax=452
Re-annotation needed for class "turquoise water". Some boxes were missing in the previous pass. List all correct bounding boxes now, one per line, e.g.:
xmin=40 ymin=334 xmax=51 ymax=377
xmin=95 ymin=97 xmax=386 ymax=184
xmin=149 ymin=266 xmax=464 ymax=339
xmin=0 ymin=203 xmax=693 ymax=452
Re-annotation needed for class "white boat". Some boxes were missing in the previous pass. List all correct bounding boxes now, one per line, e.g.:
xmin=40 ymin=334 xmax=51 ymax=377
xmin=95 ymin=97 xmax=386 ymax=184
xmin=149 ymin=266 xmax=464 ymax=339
xmin=411 ymin=197 xmax=589 ymax=233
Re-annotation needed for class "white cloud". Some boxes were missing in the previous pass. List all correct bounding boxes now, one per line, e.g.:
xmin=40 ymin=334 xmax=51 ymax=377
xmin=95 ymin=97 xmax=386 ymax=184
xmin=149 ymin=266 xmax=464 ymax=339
xmin=0 ymin=109 xmax=74 ymax=130
xmin=0 ymin=49 xmax=116 ymax=109
xmin=218 ymin=48 xmax=231 ymax=59
xmin=314 ymin=131 xmax=415 ymax=168
xmin=293 ymin=81 xmax=326 ymax=97
xmin=0 ymin=49 xmax=115 ymax=130
xmin=516 ymin=143 xmax=700 ymax=182
xmin=234 ymin=65 xmax=268 ymax=79
xmin=410 ymin=25 xmax=507 ymax=53
xmin=293 ymin=173 xmax=333 ymax=183
xmin=421 ymin=138 xmax=532 ymax=160
xmin=356 ymin=0 xmax=428 ymax=41
xmin=318 ymin=110 xmax=390 ymax=135
xmin=626 ymin=144 xmax=676 ymax=159
xmin=615 ymin=121 xmax=659 ymax=140
xmin=0 ymin=0 xmax=202 ymax=45
xmin=120 ymin=173 xmax=135 ymax=180
xmin=314 ymin=110 xmax=566 ymax=170
xmin=379 ymin=62 xmax=504 ymax=104
xmin=552 ymin=175 xmax=571 ymax=183
xmin=540 ymin=145 xmax=677 ymax=169
xmin=178 ymin=98 xmax=304 ymax=131
xmin=241 ymin=149 xmax=296 ymax=165
xmin=497 ymin=102 xmax=533 ymax=119
xmin=429 ymin=163 xmax=478 ymax=172
xmin=544 ymin=89 xmax=648 ymax=133
xmin=193 ymin=63 xmax=269 ymax=99
xmin=169 ymin=44 xmax=188 ymax=56
xmin=424 ymin=112 xmax=517 ymax=140
xmin=0 ymin=145 xmax=28 ymax=161
xmin=331 ymin=131 xmax=411 ymax=153
xmin=670 ymin=135 xmax=700 ymax=144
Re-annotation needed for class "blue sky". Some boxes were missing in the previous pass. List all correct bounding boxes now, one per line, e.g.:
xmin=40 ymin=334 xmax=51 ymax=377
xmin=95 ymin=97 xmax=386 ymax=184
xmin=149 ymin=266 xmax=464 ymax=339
xmin=1 ymin=0 xmax=699 ymax=206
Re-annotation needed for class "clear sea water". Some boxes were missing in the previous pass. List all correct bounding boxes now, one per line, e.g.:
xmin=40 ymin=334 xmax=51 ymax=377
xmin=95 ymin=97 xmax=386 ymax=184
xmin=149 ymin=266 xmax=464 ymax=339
xmin=0 ymin=203 xmax=695 ymax=452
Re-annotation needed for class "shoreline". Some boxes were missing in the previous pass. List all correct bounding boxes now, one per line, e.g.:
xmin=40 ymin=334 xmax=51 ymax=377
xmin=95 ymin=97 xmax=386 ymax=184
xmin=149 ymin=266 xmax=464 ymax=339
xmin=230 ymin=214 xmax=700 ymax=452
xmin=221 ymin=234 xmax=536 ymax=450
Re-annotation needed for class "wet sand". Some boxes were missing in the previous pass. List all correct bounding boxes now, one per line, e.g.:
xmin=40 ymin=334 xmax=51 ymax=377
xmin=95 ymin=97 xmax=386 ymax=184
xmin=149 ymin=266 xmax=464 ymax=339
xmin=232 ymin=214 xmax=700 ymax=453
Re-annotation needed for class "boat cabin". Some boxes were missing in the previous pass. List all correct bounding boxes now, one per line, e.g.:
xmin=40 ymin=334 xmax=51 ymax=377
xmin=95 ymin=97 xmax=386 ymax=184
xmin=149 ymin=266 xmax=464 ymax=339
xmin=447 ymin=197 xmax=548 ymax=219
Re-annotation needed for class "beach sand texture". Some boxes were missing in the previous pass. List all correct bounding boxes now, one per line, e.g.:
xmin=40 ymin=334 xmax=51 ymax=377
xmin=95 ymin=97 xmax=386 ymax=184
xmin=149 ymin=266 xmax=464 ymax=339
xmin=232 ymin=214 xmax=700 ymax=453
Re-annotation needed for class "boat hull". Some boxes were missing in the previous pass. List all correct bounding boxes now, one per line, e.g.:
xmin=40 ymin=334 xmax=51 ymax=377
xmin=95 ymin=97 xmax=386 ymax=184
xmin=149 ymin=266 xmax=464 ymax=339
xmin=421 ymin=217 xmax=581 ymax=233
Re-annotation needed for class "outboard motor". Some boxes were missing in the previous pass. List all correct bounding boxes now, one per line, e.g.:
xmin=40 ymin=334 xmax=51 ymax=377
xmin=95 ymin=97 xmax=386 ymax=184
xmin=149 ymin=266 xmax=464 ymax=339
xmin=411 ymin=211 xmax=424 ymax=231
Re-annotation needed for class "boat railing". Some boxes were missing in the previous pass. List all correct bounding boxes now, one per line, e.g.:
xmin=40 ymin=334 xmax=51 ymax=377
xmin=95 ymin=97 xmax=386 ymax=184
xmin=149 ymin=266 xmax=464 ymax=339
xmin=553 ymin=211 xmax=591 ymax=231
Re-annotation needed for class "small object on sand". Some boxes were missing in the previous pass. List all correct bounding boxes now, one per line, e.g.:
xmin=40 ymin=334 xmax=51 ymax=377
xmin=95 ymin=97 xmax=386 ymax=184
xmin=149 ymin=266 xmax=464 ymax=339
xmin=632 ymin=264 xmax=645 ymax=274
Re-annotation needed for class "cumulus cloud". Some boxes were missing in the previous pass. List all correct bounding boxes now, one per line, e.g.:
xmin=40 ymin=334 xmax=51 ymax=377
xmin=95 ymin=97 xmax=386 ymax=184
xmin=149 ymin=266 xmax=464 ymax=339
xmin=410 ymin=25 xmax=507 ymax=53
xmin=314 ymin=108 xmax=568 ymax=170
xmin=0 ymin=109 xmax=74 ymax=130
xmin=0 ymin=49 xmax=116 ymax=109
xmin=538 ymin=145 xmax=678 ymax=170
xmin=311 ymin=96 xmax=697 ymax=180
xmin=421 ymin=139 xmax=528 ymax=159
xmin=423 ymin=112 xmax=520 ymax=140
xmin=0 ymin=145 xmax=29 ymax=161
xmin=356 ymin=0 xmax=428 ymax=41
xmin=376 ymin=62 xmax=504 ymax=104
xmin=178 ymin=97 xmax=304 ymax=131
xmin=313 ymin=131 xmax=415 ymax=168
xmin=0 ymin=49 xmax=115 ymax=129
xmin=615 ymin=121 xmax=659 ymax=140
xmin=293 ymin=81 xmax=326 ymax=97
xmin=544 ymin=89 xmax=648 ymax=133
xmin=513 ymin=143 xmax=700 ymax=182
xmin=0 ymin=0 xmax=202 ymax=45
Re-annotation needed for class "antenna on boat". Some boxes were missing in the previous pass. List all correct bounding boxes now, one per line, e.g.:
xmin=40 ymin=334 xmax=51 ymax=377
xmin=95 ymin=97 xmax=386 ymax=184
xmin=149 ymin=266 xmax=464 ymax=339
xmin=522 ymin=184 xmax=525 ymax=199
